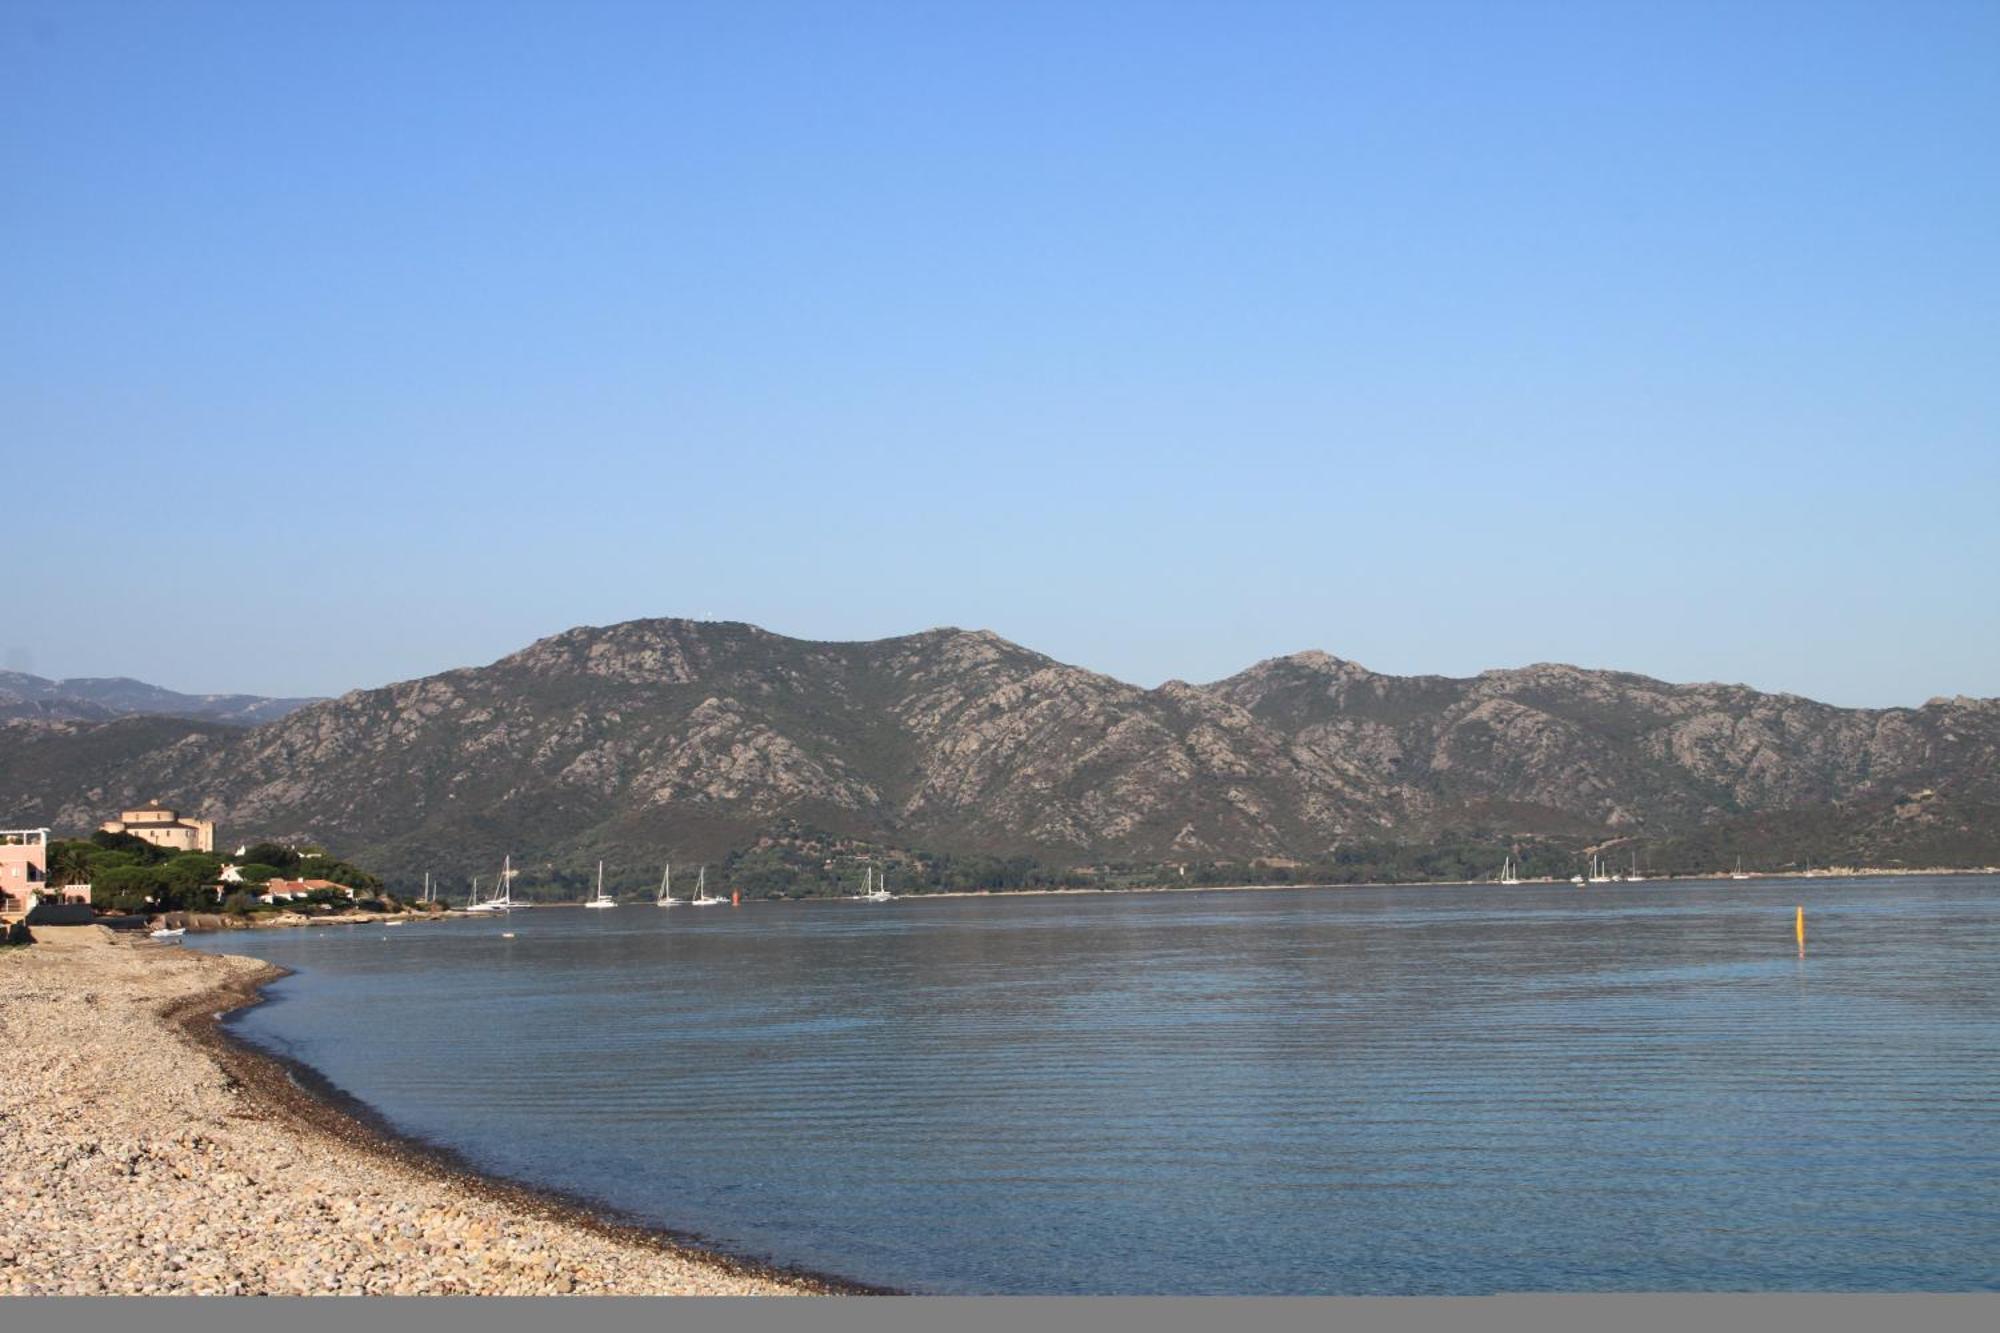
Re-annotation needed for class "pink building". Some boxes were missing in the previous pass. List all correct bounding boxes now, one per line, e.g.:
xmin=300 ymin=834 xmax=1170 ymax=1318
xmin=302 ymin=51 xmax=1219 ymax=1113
xmin=1 ymin=829 xmax=89 ymax=916
xmin=0 ymin=829 xmax=46 ymax=914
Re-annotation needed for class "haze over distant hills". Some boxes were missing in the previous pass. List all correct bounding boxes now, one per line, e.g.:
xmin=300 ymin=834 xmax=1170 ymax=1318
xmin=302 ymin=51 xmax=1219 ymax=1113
xmin=1 ymin=619 xmax=1995 ymax=883
xmin=0 ymin=671 xmax=321 ymax=726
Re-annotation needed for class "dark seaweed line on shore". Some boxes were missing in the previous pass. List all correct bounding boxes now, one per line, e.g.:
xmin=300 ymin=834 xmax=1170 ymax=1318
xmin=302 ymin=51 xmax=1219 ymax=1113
xmin=160 ymin=956 xmax=901 ymax=1296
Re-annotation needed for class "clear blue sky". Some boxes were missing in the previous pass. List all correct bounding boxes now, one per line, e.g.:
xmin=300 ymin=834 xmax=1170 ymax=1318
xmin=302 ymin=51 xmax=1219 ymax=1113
xmin=6 ymin=0 xmax=1996 ymax=707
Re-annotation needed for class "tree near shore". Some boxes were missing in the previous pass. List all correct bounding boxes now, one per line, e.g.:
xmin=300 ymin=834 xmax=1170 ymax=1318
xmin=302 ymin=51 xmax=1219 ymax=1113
xmin=47 ymin=834 xmax=388 ymax=915
xmin=48 ymin=841 xmax=94 ymax=887
xmin=241 ymin=842 xmax=300 ymax=873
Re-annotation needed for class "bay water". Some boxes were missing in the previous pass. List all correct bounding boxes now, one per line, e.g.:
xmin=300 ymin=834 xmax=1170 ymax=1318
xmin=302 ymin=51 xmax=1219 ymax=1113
xmin=188 ymin=877 xmax=2000 ymax=1293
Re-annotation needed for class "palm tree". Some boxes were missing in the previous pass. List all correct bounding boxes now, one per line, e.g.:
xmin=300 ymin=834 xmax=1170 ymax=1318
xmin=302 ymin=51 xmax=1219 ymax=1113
xmin=50 ymin=842 xmax=93 ymax=888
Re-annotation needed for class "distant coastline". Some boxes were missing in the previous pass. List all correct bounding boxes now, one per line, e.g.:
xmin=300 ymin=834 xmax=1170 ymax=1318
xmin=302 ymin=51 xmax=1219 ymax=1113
xmin=154 ymin=863 xmax=2000 ymax=930
xmin=909 ymin=864 xmax=2000 ymax=900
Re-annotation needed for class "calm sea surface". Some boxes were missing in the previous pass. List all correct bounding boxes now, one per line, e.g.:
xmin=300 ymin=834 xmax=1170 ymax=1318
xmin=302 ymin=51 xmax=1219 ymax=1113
xmin=187 ymin=877 xmax=2000 ymax=1293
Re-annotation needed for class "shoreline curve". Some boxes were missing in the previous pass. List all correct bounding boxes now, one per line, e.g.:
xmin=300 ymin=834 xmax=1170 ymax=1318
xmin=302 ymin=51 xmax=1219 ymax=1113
xmin=0 ymin=926 xmax=892 ymax=1296
xmin=170 ymin=956 xmax=896 ymax=1295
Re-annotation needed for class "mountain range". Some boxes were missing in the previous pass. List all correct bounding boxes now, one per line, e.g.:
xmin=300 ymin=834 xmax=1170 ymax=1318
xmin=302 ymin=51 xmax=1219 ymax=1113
xmin=2 ymin=619 xmax=1995 ymax=884
xmin=0 ymin=671 xmax=321 ymax=726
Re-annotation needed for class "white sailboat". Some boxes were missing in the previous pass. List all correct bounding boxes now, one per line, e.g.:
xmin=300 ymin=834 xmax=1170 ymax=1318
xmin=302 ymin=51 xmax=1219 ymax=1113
xmin=1499 ymin=855 xmax=1521 ymax=886
xmin=584 ymin=860 xmax=618 ymax=909
xmin=689 ymin=866 xmax=724 ymax=907
xmin=1627 ymin=852 xmax=1646 ymax=883
xmin=1730 ymin=856 xmax=1752 ymax=881
xmin=656 ymin=862 xmax=680 ymax=907
xmin=1587 ymin=853 xmax=1612 ymax=884
xmin=861 ymin=867 xmax=892 ymax=902
xmin=466 ymin=855 xmax=516 ymax=912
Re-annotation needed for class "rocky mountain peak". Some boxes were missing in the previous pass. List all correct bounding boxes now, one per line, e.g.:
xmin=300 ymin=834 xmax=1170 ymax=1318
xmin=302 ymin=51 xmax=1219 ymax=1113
xmin=4 ymin=621 xmax=1996 ymax=878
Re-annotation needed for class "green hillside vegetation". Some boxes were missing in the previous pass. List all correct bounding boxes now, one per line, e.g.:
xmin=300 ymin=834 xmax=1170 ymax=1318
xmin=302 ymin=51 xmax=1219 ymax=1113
xmin=691 ymin=811 xmax=2000 ymax=900
xmin=49 ymin=832 xmax=387 ymax=915
xmin=717 ymin=823 xmax=1091 ymax=898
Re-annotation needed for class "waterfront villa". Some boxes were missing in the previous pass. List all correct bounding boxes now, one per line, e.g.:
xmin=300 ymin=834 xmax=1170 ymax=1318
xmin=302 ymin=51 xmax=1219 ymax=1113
xmin=0 ymin=828 xmax=47 ymax=915
xmin=1 ymin=829 xmax=91 ymax=916
xmin=260 ymin=878 xmax=358 ymax=904
xmin=100 ymin=801 xmax=215 ymax=853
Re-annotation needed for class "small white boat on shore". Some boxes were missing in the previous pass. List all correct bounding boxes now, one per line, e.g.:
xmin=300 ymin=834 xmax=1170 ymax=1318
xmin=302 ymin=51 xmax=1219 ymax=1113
xmin=149 ymin=926 xmax=185 ymax=940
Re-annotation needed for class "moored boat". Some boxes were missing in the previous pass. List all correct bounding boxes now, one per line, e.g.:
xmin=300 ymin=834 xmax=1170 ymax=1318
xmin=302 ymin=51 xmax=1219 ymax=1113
xmin=466 ymin=856 xmax=517 ymax=912
xmin=690 ymin=866 xmax=724 ymax=907
xmin=584 ymin=860 xmax=618 ymax=909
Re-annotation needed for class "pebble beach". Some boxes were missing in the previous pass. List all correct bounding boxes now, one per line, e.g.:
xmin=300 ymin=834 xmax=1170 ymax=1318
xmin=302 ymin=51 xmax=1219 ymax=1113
xmin=0 ymin=926 xmax=832 ymax=1296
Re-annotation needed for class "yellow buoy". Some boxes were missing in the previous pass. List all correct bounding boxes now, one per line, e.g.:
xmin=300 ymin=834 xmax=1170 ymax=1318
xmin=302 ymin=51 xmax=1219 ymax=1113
xmin=1795 ymin=905 xmax=1806 ymax=953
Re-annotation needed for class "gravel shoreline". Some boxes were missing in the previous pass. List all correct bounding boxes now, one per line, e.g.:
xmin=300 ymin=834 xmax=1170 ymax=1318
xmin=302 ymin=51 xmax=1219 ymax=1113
xmin=0 ymin=926 xmax=860 ymax=1296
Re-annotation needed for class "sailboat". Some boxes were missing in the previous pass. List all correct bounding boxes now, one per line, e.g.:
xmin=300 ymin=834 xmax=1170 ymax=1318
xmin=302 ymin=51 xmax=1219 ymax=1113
xmin=1627 ymin=852 xmax=1646 ymax=883
xmin=689 ymin=866 xmax=724 ymax=907
xmin=584 ymin=860 xmax=618 ymax=909
xmin=1499 ymin=855 xmax=1522 ymax=886
xmin=656 ymin=862 xmax=679 ymax=907
xmin=1730 ymin=856 xmax=1753 ymax=881
xmin=466 ymin=855 xmax=516 ymax=912
xmin=1587 ymin=853 xmax=1612 ymax=884
xmin=861 ymin=867 xmax=893 ymax=902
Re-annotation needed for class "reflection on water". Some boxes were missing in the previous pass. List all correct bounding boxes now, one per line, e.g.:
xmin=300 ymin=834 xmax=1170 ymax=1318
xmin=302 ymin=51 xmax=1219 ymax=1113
xmin=190 ymin=878 xmax=2000 ymax=1293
